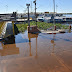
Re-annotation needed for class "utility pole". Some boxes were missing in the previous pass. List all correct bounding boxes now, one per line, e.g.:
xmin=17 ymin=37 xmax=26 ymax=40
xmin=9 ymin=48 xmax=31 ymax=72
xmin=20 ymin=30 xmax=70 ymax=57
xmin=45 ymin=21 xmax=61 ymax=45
xmin=6 ymin=5 xmax=8 ymax=13
xmin=53 ymin=0 xmax=55 ymax=24
xmin=31 ymin=1 xmax=32 ymax=13
xmin=33 ymin=0 xmax=37 ymax=26
xmin=56 ymin=5 xmax=58 ymax=13
xmin=26 ymin=4 xmax=30 ymax=27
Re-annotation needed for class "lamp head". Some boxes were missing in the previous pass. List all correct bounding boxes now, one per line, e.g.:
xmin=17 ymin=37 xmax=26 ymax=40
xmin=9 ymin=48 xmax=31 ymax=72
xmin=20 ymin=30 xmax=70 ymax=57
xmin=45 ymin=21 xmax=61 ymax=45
xmin=33 ymin=1 xmax=36 ymax=3
xmin=26 ymin=4 xmax=30 ymax=6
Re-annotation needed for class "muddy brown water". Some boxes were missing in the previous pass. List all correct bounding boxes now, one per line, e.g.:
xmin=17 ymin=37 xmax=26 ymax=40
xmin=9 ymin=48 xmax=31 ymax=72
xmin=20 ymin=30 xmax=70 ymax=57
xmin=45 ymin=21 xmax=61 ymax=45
xmin=0 ymin=30 xmax=72 ymax=72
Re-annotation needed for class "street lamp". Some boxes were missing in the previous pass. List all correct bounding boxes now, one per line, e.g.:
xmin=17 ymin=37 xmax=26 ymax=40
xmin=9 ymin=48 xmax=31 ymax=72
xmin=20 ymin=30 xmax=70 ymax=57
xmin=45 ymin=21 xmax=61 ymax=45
xmin=26 ymin=4 xmax=30 ymax=7
xmin=26 ymin=4 xmax=30 ymax=27
xmin=33 ymin=0 xmax=37 ymax=26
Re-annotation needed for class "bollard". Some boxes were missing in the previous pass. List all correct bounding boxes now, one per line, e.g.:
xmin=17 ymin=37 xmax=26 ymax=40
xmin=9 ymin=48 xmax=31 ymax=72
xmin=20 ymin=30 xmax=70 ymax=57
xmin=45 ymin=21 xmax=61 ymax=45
xmin=69 ymin=25 xmax=71 ymax=30
xmin=69 ymin=29 xmax=71 ymax=33
xmin=54 ymin=25 xmax=56 ymax=30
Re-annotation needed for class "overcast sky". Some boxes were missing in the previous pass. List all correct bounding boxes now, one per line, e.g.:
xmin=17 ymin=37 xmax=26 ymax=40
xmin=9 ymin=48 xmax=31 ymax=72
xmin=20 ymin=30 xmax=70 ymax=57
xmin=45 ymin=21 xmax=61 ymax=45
xmin=0 ymin=0 xmax=72 ymax=13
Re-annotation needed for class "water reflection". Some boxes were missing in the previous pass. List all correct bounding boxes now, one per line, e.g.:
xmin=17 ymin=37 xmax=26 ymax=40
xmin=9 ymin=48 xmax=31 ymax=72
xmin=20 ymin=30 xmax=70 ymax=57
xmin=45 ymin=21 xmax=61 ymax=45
xmin=15 ymin=33 xmax=29 ymax=44
xmin=0 ymin=32 xmax=39 ymax=58
xmin=51 ymin=34 xmax=56 ymax=54
xmin=2 ymin=35 xmax=15 ymax=45
xmin=0 ymin=31 xmax=72 ymax=72
xmin=0 ymin=42 xmax=19 ymax=56
xmin=14 ymin=24 xmax=19 ymax=35
xmin=28 ymin=33 xmax=38 ymax=58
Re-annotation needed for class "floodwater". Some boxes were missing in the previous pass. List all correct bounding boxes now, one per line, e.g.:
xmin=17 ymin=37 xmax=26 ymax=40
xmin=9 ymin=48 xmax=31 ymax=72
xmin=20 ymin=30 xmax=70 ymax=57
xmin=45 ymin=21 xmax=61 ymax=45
xmin=0 ymin=30 xmax=72 ymax=72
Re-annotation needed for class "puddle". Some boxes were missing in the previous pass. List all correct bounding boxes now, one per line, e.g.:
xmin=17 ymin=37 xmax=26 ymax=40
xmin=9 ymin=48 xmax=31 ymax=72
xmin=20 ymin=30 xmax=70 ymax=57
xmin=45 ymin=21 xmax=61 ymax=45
xmin=0 ymin=30 xmax=72 ymax=72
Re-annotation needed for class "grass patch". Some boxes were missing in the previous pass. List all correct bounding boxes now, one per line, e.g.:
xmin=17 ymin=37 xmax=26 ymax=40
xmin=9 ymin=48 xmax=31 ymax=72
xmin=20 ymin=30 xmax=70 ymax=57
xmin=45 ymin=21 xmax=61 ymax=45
xmin=15 ymin=21 xmax=69 ymax=32
xmin=16 ymin=23 xmax=28 ymax=32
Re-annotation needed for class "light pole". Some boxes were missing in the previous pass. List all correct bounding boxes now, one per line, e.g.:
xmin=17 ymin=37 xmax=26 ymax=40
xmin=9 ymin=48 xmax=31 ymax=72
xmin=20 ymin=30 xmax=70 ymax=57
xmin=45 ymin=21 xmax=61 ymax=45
xmin=33 ymin=0 xmax=37 ymax=26
xmin=53 ymin=0 xmax=55 ymax=14
xmin=56 ymin=5 xmax=58 ymax=13
xmin=31 ymin=1 xmax=32 ymax=13
xmin=53 ymin=0 xmax=55 ymax=24
xmin=26 ymin=4 xmax=30 ymax=27
xmin=6 ymin=5 xmax=8 ymax=13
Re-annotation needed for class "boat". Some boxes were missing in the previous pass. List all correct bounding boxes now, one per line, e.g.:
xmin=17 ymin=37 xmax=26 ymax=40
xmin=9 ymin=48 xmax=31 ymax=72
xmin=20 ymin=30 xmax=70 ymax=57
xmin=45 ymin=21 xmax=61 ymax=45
xmin=37 ymin=12 xmax=72 ymax=23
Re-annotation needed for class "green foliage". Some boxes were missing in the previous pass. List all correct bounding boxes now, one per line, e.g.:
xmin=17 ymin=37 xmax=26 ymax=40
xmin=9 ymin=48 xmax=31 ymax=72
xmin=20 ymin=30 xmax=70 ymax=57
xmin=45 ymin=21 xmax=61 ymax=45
xmin=16 ymin=22 xmax=28 ymax=32
xmin=15 ymin=21 xmax=69 ymax=32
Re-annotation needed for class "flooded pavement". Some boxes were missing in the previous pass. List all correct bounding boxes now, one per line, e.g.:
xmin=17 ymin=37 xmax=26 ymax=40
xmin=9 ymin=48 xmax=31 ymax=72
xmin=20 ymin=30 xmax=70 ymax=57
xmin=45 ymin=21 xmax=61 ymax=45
xmin=0 ymin=31 xmax=72 ymax=72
